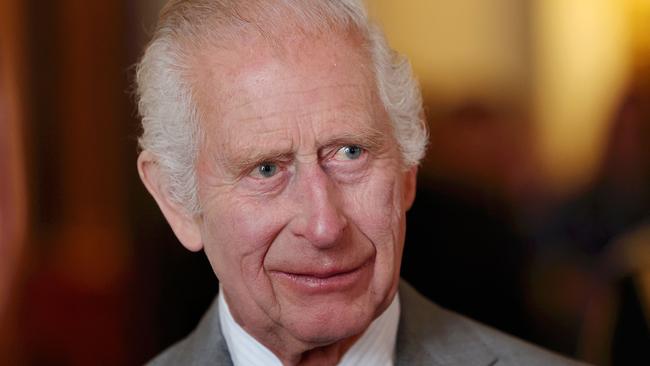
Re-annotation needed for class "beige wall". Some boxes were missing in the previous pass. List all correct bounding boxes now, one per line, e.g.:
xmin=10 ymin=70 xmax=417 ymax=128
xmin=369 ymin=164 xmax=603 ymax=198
xmin=371 ymin=0 xmax=638 ymax=196
xmin=368 ymin=0 xmax=528 ymax=106
xmin=531 ymin=0 xmax=632 ymax=194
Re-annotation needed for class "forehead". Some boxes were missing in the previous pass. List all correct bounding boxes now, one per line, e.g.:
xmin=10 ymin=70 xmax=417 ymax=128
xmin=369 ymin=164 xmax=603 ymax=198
xmin=191 ymin=33 xmax=389 ymax=160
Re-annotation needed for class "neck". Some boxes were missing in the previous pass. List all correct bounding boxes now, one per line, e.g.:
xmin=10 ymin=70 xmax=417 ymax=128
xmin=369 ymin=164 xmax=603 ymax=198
xmin=219 ymin=289 xmax=400 ymax=366
xmin=275 ymin=333 xmax=363 ymax=366
xmin=235 ymin=310 xmax=366 ymax=366
xmin=219 ymin=290 xmax=371 ymax=366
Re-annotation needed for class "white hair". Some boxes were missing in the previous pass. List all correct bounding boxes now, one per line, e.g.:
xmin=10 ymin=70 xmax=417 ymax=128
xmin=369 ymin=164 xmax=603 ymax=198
xmin=136 ymin=0 xmax=428 ymax=214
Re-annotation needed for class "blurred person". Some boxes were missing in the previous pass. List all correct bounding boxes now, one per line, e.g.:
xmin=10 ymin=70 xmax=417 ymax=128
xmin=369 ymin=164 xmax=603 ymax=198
xmin=135 ymin=0 xmax=587 ymax=365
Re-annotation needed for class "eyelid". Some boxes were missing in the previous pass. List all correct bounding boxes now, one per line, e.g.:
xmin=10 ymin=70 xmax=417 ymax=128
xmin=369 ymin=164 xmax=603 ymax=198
xmin=236 ymin=154 xmax=290 ymax=178
xmin=246 ymin=154 xmax=297 ymax=182
xmin=249 ymin=162 xmax=274 ymax=178
xmin=246 ymin=161 xmax=276 ymax=179
xmin=240 ymin=161 xmax=289 ymax=195
xmin=326 ymin=144 xmax=367 ymax=160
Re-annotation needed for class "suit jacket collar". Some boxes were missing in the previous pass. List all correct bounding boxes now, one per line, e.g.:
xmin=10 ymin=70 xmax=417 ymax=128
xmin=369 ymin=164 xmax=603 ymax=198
xmin=396 ymin=281 xmax=499 ymax=366
xmin=177 ymin=295 xmax=233 ymax=366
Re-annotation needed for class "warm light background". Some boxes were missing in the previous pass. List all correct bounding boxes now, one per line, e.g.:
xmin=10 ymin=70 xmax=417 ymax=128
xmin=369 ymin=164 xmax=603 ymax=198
xmin=1 ymin=0 xmax=648 ymax=365
xmin=370 ymin=0 xmax=646 ymax=195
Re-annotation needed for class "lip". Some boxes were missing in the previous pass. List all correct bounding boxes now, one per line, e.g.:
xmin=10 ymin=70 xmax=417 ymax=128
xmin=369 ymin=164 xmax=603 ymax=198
xmin=269 ymin=258 xmax=372 ymax=295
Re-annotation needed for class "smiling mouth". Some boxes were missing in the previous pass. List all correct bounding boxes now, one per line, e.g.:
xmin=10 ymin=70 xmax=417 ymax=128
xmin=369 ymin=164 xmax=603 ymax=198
xmin=270 ymin=259 xmax=372 ymax=294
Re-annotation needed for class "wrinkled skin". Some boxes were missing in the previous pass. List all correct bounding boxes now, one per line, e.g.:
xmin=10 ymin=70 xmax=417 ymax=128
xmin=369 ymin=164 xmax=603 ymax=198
xmin=139 ymin=32 xmax=417 ymax=365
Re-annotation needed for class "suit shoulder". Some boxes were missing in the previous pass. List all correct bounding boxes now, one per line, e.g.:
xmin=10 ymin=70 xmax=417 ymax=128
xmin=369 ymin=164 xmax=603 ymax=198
xmin=398 ymin=280 xmax=591 ymax=366
xmin=146 ymin=338 xmax=192 ymax=366
xmin=447 ymin=309 xmax=589 ymax=366
xmin=146 ymin=296 xmax=232 ymax=366
xmin=147 ymin=335 xmax=215 ymax=366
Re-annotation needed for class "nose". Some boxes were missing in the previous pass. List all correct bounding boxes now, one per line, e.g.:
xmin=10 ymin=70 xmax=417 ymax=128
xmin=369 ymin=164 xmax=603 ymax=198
xmin=289 ymin=165 xmax=348 ymax=249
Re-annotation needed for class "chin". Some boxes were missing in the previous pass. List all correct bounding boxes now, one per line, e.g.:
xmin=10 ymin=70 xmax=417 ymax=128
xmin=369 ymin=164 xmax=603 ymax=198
xmin=285 ymin=302 xmax=376 ymax=345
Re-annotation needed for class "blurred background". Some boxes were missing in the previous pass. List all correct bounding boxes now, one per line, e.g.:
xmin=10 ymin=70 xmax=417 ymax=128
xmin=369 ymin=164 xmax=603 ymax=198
xmin=1 ymin=0 xmax=648 ymax=365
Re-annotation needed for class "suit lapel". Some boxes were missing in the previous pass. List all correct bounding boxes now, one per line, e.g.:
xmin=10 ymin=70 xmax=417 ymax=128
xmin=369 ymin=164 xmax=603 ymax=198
xmin=396 ymin=281 xmax=500 ymax=366
xmin=182 ymin=295 xmax=234 ymax=365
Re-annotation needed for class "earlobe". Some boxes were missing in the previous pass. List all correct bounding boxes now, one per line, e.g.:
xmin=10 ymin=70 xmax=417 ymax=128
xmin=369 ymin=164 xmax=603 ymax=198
xmin=403 ymin=166 xmax=418 ymax=211
xmin=137 ymin=151 xmax=204 ymax=252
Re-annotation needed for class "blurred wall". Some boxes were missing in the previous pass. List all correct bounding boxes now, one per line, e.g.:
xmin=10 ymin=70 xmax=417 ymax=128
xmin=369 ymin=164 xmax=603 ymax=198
xmin=532 ymin=0 xmax=633 ymax=195
xmin=369 ymin=0 xmax=643 ymax=198
xmin=369 ymin=0 xmax=528 ymax=107
xmin=12 ymin=1 xmax=136 ymax=364
xmin=0 ymin=0 xmax=27 ymax=362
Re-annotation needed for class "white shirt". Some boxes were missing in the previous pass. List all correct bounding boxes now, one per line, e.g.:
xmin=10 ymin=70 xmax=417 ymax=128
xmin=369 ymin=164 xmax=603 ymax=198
xmin=218 ymin=290 xmax=400 ymax=366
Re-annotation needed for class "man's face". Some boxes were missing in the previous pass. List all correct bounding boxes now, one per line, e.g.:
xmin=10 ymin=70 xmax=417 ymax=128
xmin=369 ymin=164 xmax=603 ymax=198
xmin=191 ymin=33 xmax=416 ymax=346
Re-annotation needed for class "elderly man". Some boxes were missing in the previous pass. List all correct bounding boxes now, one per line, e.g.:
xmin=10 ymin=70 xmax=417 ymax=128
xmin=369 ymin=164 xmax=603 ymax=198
xmin=136 ymin=1 xmax=585 ymax=365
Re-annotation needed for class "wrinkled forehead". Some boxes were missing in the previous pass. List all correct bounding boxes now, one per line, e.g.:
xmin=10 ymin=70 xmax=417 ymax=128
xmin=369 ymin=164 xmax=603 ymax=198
xmin=190 ymin=30 xmax=380 ymax=127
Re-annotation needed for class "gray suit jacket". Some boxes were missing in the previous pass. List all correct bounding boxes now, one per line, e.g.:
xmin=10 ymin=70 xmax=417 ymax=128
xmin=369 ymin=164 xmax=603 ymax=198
xmin=148 ymin=281 xmax=587 ymax=365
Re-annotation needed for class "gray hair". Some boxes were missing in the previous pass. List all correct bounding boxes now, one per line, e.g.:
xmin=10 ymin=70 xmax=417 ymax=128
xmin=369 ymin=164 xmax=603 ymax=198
xmin=136 ymin=0 xmax=428 ymax=214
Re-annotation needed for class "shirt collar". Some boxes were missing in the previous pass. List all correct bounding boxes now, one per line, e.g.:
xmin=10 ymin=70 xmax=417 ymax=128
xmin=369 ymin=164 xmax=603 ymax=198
xmin=218 ymin=289 xmax=400 ymax=366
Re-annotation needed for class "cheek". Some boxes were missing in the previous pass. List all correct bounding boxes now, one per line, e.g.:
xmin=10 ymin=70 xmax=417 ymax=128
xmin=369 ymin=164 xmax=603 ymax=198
xmin=343 ymin=171 xmax=406 ymax=300
xmin=344 ymin=174 xmax=402 ymax=237
xmin=201 ymin=196 xmax=291 ymax=281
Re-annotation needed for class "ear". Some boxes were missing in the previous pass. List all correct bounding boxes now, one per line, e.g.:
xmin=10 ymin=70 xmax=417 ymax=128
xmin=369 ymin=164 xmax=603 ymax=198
xmin=137 ymin=150 xmax=204 ymax=252
xmin=402 ymin=165 xmax=418 ymax=211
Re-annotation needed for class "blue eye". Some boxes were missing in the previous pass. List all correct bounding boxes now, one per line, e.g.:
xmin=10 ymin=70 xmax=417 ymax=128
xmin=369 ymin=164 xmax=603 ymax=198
xmin=257 ymin=163 xmax=278 ymax=178
xmin=336 ymin=145 xmax=363 ymax=160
